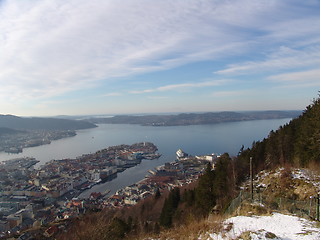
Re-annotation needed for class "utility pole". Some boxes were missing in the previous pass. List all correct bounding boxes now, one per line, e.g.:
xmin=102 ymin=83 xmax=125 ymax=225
xmin=250 ymin=157 xmax=253 ymax=202
xmin=317 ymin=194 xmax=320 ymax=221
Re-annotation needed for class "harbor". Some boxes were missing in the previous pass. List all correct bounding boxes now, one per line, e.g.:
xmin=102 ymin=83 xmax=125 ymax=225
xmin=99 ymin=149 xmax=220 ymax=207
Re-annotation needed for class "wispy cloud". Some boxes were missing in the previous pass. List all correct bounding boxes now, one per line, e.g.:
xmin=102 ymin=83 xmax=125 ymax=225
xmin=130 ymin=79 xmax=231 ymax=94
xmin=268 ymin=69 xmax=320 ymax=85
xmin=214 ymin=6 xmax=320 ymax=77
xmin=103 ymin=92 xmax=122 ymax=97
xmin=0 ymin=0 xmax=319 ymax=115
xmin=211 ymin=90 xmax=249 ymax=98
xmin=215 ymin=46 xmax=320 ymax=75
xmin=0 ymin=0 xmax=298 ymax=101
xmin=147 ymin=96 xmax=169 ymax=100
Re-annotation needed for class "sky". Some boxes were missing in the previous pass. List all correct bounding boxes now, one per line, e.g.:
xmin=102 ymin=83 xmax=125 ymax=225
xmin=0 ymin=0 xmax=320 ymax=117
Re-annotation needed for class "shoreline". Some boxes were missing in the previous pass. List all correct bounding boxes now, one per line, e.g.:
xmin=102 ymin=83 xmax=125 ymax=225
xmin=0 ymin=142 xmax=162 ymax=206
xmin=91 ymin=152 xmax=216 ymax=208
xmin=38 ymin=142 xmax=160 ymax=198
xmin=0 ymin=130 xmax=77 ymax=155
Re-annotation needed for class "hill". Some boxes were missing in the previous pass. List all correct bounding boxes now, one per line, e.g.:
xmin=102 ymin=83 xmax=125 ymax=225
xmin=137 ymin=167 xmax=320 ymax=240
xmin=87 ymin=110 xmax=301 ymax=126
xmin=209 ymin=167 xmax=320 ymax=240
xmin=0 ymin=127 xmax=25 ymax=135
xmin=0 ymin=114 xmax=97 ymax=130
xmin=236 ymin=95 xmax=320 ymax=179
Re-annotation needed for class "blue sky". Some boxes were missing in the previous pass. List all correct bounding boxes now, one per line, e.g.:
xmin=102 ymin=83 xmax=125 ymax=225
xmin=0 ymin=0 xmax=320 ymax=116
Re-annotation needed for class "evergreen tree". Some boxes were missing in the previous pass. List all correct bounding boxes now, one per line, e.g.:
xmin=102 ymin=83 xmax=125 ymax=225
xmin=159 ymin=198 xmax=172 ymax=228
xmin=182 ymin=189 xmax=195 ymax=206
xmin=154 ymin=188 xmax=161 ymax=200
xmin=238 ymin=94 xmax=320 ymax=169
xmin=105 ymin=217 xmax=130 ymax=240
xmin=213 ymin=153 xmax=234 ymax=207
xmin=159 ymin=187 xmax=181 ymax=228
xmin=195 ymin=162 xmax=215 ymax=215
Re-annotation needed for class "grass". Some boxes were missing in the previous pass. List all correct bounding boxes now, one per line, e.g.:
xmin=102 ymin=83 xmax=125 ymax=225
xmin=236 ymin=201 xmax=270 ymax=217
xmin=132 ymin=214 xmax=224 ymax=240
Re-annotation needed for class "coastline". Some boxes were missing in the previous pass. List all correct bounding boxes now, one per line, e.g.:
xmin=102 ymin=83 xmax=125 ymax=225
xmin=0 ymin=129 xmax=77 ymax=155
xmin=84 ymin=151 xmax=216 ymax=208
xmin=0 ymin=142 xmax=162 ymax=209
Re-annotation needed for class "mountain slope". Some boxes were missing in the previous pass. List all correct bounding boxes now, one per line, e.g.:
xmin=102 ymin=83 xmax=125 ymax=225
xmin=0 ymin=127 xmax=25 ymax=135
xmin=0 ymin=114 xmax=96 ymax=130
xmin=237 ymin=96 xmax=320 ymax=173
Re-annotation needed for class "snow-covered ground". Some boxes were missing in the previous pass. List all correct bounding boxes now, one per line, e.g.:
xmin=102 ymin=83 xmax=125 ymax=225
xmin=206 ymin=213 xmax=320 ymax=240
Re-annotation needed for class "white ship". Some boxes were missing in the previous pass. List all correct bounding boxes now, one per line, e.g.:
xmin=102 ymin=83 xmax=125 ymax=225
xmin=176 ymin=149 xmax=188 ymax=159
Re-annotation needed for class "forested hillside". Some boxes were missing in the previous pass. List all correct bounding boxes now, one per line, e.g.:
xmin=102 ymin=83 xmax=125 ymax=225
xmin=237 ymin=95 xmax=320 ymax=180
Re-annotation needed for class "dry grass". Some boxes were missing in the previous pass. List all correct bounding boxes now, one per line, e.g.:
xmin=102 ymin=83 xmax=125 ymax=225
xmin=307 ymin=161 xmax=320 ymax=175
xmin=255 ymin=167 xmax=317 ymax=201
xmin=236 ymin=201 xmax=270 ymax=217
xmin=133 ymin=214 xmax=224 ymax=240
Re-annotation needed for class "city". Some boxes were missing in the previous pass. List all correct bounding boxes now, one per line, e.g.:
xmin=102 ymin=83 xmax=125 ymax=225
xmin=0 ymin=144 xmax=218 ymax=239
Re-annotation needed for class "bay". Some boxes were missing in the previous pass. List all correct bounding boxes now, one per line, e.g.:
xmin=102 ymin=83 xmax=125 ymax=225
xmin=0 ymin=119 xmax=291 ymax=197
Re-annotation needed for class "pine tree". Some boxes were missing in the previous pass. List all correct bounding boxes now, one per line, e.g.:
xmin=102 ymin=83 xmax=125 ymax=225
xmin=154 ymin=188 xmax=161 ymax=200
xmin=159 ymin=187 xmax=181 ymax=228
xmin=238 ymin=94 xmax=320 ymax=168
xmin=195 ymin=162 xmax=215 ymax=215
xmin=105 ymin=217 xmax=130 ymax=240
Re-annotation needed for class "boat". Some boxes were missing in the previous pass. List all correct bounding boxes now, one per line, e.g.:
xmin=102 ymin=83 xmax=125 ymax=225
xmin=176 ymin=149 xmax=188 ymax=159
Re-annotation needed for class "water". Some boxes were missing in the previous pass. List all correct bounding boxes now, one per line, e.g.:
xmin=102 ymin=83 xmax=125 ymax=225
xmin=0 ymin=119 xmax=291 ymax=197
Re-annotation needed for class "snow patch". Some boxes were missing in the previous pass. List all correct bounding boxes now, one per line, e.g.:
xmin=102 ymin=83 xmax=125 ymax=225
xmin=292 ymin=169 xmax=310 ymax=181
xmin=292 ymin=168 xmax=320 ymax=191
xmin=206 ymin=213 xmax=320 ymax=240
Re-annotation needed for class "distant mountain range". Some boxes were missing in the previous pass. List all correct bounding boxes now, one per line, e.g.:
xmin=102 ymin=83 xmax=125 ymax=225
xmin=0 ymin=111 xmax=301 ymax=132
xmin=0 ymin=115 xmax=97 ymax=131
xmin=86 ymin=110 xmax=302 ymax=126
